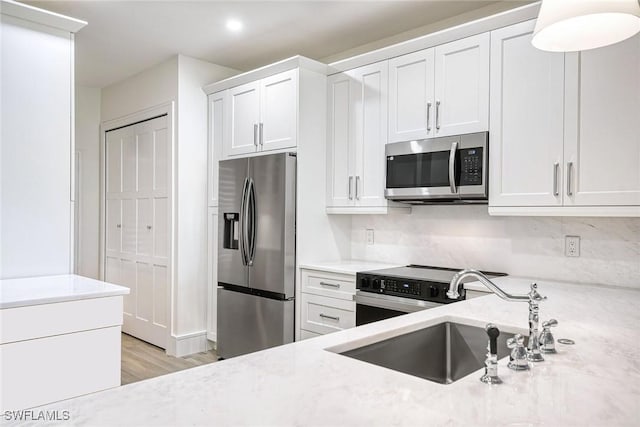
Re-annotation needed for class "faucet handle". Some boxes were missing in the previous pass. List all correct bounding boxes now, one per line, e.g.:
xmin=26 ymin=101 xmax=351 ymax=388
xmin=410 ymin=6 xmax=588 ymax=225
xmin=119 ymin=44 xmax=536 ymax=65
xmin=528 ymin=283 xmax=547 ymax=302
xmin=540 ymin=319 xmax=558 ymax=354
xmin=507 ymin=334 xmax=530 ymax=371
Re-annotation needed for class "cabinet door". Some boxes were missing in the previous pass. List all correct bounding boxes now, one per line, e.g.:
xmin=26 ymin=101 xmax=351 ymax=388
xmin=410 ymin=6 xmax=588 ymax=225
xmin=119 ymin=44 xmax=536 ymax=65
xmin=326 ymin=72 xmax=355 ymax=207
xmin=388 ymin=49 xmax=435 ymax=143
xmin=226 ymin=81 xmax=260 ymax=157
xmin=565 ymin=34 xmax=640 ymax=206
xmin=434 ymin=33 xmax=489 ymax=137
xmin=489 ymin=20 xmax=565 ymax=207
xmin=351 ymin=61 xmax=389 ymax=207
xmin=207 ymin=207 xmax=218 ymax=342
xmin=208 ymin=91 xmax=226 ymax=207
xmin=259 ymin=69 xmax=297 ymax=152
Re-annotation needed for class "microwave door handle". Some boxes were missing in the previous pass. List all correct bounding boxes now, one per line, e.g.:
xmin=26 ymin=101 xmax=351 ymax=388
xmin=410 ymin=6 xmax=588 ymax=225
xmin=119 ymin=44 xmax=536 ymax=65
xmin=449 ymin=141 xmax=458 ymax=194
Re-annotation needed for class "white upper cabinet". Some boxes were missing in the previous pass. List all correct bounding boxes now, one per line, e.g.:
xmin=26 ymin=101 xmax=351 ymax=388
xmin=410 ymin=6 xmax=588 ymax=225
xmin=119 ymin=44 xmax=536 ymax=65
xmin=564 ymin=34 xmax=640 ymax=207
xmin=489 ymin=23 xmax=639 ymax=216
xmin=259 ymin=69 xmax=297 ymax=152
xmin=326 ymin=61 xmax=392 ymax=213
xmin=227 ymin=81 xmax=260 ymax=157
xmin=489 ymin=20 xmax=565 ymax=208
xmin=388 ymin=49 xmax=435 ymax=142
xmin=208 ymin=91 xmax=226 ymax=207
xmin=434 ymin=33 xmax=490 ymax=137
xmin=388 ymin=34 xmax=489 ymax=143
xmin=223 ymin=69 xmax=298 ymax=158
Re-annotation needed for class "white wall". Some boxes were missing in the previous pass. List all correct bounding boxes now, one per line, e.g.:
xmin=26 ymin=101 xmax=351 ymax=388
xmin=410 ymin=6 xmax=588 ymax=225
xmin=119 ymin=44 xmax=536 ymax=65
xmin=174 ymin=55 xmax=237 ymax=336
xmin=351 ymin=206 xmax=640 ymax=289
xmin=75 ymin=86 xmax=101 ymax=279
xmin=101 ymin=56 xmax=178 ymax=122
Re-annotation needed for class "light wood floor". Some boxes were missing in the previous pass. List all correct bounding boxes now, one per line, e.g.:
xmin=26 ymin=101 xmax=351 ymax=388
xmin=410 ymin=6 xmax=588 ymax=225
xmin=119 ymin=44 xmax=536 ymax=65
xmin=121 ymin=333 xmax=218 ymax=385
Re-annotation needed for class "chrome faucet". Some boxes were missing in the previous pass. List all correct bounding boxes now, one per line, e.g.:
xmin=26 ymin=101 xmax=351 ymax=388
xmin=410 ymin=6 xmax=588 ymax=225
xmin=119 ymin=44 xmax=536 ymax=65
xmin=447 ymin=269 xmax=547 ymax=362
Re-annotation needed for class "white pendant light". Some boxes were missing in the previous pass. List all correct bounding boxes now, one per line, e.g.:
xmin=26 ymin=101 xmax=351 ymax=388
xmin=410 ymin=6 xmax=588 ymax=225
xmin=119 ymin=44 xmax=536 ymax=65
xmin=532 ymin=0 xmax=640 ymax=52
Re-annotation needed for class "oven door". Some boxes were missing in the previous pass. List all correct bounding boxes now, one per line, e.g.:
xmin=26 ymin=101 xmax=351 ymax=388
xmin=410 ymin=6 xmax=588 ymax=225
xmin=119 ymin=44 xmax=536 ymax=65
xmin=354 ymin=291 xmax=443 ymax=326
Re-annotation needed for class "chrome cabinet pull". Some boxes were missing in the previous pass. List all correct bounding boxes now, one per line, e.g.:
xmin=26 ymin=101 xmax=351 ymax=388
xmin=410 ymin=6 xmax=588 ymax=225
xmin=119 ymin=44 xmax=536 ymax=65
xmin=253 ymin=124 xmax=258 ymax=147
xmin=426 ymin=101 xmax=432 ymax=131
xmin=259 ymin=122 xmax=264 ymax=146
xmin=566 ymin=162 xmax=574 ymax=196
xmin=553 ymin=163 xmax=560 ymax=196
xmin=319 ymin=313 xmax=340 ymax=321
xmin=355 ymin=176 xmax=361 ymax=200
xmin=319 ymin=281 xmax=340 ymax=288
xmin=348 ymin=176 xmax=353 ymax=200
xmin=435 ymin=100 xmax=441 ymax=130
xmin=448 ymin=141 xmax=458 ymax=194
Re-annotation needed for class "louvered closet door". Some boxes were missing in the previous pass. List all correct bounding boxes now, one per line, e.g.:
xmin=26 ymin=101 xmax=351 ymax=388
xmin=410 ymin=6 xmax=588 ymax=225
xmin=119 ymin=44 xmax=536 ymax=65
xmin=104 ymin=115 xmax=170 ymax=349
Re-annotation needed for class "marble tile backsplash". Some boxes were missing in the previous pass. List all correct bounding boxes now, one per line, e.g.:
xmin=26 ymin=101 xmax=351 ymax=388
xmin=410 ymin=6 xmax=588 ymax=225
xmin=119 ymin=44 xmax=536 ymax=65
xmin=350 ymin=206 xmax=640 ymax=289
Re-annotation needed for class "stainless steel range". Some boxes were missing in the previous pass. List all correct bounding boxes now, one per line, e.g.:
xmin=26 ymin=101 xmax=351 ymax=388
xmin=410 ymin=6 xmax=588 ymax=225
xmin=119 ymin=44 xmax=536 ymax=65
xmin=355 ymin=265 xmax=506 ymax=326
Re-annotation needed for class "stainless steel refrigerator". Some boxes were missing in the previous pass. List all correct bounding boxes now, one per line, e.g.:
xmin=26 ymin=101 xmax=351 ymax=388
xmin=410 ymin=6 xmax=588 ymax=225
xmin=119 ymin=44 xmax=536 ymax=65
xmin=217 ymin=152 xmax=296 ymax=358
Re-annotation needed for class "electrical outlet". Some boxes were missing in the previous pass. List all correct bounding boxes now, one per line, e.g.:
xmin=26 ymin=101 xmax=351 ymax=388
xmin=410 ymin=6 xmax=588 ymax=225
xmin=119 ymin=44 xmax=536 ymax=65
xmin=366 ymin=229 xmax=375 ymax=245
xmin=565 ymin=235 xmax=580 ymax=257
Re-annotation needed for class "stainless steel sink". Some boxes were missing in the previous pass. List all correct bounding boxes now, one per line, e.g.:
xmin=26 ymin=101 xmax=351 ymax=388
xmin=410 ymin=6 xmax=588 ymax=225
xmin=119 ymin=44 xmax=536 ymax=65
xmin=338 ymin=321 xmax=513 ymax=384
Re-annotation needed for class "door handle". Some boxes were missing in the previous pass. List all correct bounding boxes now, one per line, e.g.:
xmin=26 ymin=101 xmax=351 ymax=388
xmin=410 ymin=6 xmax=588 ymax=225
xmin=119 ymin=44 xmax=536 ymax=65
xmin=567 ymin=162 xmax=574 ymax=196
xmin=247 ymin=178 xmax=256 ymax=265
xmin=253 ymin=124 xmax=258 ymax=147
xmin=449 ymin=141 xmax=458 ymax=194
xmin=355 ymin=176 xmax=361 ymax=200
xmin=553 ymin=163 xmax=560 ymax=196
xmin=435 ymin=100 xmax=441 ymax=130
xmin=319 ymin=313 xmax=340 ymax=322
xmin=259 ymin=123 xmax=264 ymax=146
xmin=240 ymin=177 xmax=250 ymax=266
xmin=348 ymin=176 xmax=353 ymax=200
xmin=426 ymin=101 xmax=432 ymax=132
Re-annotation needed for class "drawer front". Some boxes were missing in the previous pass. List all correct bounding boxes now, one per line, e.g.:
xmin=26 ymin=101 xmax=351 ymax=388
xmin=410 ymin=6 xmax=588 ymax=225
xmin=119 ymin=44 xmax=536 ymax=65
xmin=299 ymin=329 xmax=322 ymax=340
xmin=0 ymin=296 xmax=123 ymax=344
xmin=301 ymin=269 xmax=356 ymax=301
xmin=300 ymin=293 xmax=355 ymax=335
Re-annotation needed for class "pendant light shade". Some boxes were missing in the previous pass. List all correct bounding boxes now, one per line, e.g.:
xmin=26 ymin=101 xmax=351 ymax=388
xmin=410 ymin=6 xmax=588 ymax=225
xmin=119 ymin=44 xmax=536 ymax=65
xmin=532 ymin=0 xmax=640 ymax=52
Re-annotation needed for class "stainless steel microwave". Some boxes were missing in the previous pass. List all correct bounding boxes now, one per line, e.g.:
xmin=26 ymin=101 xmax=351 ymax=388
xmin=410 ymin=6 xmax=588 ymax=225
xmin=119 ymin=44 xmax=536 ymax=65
xmin=385 ymin=132 xmax=488 ymax=203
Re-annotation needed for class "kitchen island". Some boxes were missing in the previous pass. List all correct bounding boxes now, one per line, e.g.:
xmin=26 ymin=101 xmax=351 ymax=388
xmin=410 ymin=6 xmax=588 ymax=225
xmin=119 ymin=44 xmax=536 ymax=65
xmin=0 ymin=275 xmax=129 ymax=411
xmin=14 ymin=276 xmax=640 ymax=426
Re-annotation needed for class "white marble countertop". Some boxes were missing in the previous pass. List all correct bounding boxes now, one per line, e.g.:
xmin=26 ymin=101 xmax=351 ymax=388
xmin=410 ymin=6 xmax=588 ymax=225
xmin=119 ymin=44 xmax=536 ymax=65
xmin=21 ymin=277 xmax=640 ymax=426
xmin=0 ymin=274 xmax=129 ymax=309
xmin=299 ymin=259 xmax=403 ymax=275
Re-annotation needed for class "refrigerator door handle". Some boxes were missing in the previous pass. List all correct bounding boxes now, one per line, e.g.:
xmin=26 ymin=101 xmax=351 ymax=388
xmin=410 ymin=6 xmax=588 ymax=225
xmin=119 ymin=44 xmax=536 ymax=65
xmin=247 ymin=178 xmax=257 ymax=265
xmin=240 ymin=177 xmax=250 ymax=266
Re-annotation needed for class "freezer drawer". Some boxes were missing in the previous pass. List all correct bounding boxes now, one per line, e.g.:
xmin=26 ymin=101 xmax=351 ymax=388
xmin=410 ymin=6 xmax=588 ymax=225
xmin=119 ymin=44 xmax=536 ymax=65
xmin=217 ymin=287 xmax=294 ymax=359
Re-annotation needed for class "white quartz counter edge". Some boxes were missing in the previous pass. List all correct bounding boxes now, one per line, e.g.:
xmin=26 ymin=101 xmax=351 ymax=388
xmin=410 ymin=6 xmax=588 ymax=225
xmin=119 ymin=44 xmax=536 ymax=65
xmin=22 ymin=276 xmax=640 ymax=426
xmin=299 ymin=260 xmax=404 ymax=275
xmin=0 ymin=274 xmax=129 ymax=309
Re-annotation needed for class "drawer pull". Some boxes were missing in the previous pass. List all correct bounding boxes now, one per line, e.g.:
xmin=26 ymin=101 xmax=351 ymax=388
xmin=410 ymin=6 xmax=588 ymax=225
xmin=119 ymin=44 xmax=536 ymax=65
xmin=319 ymin=313 xmax=340 ymax=321
xmin=319 ymin=281 xmax=340 ymax=288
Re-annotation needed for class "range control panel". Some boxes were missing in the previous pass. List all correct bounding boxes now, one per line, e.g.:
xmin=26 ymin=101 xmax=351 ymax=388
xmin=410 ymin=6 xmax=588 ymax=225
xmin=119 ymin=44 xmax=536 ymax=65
xmin=356 ymin=274 xmax=464 ymax=304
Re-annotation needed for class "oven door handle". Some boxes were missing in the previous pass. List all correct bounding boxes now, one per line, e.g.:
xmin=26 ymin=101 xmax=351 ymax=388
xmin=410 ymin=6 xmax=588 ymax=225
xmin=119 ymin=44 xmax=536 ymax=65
xmin=448 ymin=141 xmax=458 ymax=194
xmin=354 ymin=291 xmax=443 ymax=313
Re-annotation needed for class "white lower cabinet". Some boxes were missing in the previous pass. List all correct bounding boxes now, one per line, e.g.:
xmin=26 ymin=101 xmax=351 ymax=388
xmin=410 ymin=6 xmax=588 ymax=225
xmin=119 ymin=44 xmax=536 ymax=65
xmin=299 ymin=269 xmax=356 ymax=338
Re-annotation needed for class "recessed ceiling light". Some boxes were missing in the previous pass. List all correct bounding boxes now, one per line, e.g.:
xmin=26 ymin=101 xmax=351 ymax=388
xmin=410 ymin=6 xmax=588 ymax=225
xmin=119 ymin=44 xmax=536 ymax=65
xmin=226 ymin=19 xmax=243 ymax=32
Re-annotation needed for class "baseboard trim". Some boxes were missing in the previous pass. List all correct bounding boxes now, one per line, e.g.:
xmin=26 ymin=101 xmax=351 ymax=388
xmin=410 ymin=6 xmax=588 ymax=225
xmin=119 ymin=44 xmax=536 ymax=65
xmin=166 ymin=331 xmax=208 ymax=357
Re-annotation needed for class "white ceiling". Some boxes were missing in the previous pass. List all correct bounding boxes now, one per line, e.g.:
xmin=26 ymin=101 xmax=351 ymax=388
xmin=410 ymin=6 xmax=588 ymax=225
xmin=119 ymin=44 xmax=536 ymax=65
xmin=24 ymin=1 xmax=529 ymax=88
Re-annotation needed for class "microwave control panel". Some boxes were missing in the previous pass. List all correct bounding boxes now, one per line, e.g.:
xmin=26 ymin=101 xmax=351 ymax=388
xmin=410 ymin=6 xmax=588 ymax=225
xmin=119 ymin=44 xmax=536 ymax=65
xmin=459 ymin=147 xmax=484 ymax=186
